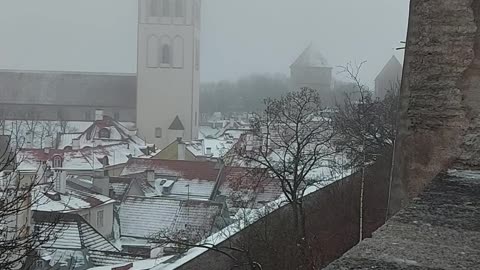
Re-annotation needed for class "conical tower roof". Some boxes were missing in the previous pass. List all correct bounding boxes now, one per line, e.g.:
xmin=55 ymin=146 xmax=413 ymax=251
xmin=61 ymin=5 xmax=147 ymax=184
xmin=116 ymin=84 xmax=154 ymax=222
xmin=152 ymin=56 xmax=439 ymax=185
xmin=376 ymin=56 xmax=402 ymax=81
xmin=291 ymin=43 xmax=330 ymax=68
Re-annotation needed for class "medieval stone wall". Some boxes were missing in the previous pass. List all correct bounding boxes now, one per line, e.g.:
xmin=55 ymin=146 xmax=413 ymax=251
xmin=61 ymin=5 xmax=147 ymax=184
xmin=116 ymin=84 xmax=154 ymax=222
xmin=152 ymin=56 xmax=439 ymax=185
xmin=390 ymin=0 xmax=479 ymax=215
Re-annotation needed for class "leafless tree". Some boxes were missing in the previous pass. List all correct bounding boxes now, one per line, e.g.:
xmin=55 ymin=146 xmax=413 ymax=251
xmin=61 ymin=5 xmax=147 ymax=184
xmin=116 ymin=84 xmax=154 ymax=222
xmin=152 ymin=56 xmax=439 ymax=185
xmin=0 ymin=135 xmax=60 ymax=270
xmin=232 ymin=87 xmax=337 ymax=269
xmin=333 ymin=62 xmax=398 ymax=169
xmin=333 ymin=62 xmax=399 ymax=240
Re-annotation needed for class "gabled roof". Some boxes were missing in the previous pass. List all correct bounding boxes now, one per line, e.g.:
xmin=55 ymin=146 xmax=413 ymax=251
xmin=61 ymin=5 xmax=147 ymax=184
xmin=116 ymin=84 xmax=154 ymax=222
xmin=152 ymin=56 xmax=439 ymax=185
xmin=58 ymin=115 xmax=146 ymax=150
xmin=18 ymin=142 xmax=145 ymax=172
xmin=375 ymin=55 xmax=402 ymax=82
xmin=218 ymin=166 xmax=283 ymax=210
xmin=33 ymin=212 xmax=119 ymax=252
xmin=33 ymin=180 xmax=116 ymax=212
xmin=33 ymin=212 xmax=147 ymax=268
xmin=121 ymin=158 xmax=220 ymax=181
xmin=120 ymin=159 xmax=221 ymax=200
xmin=168 ymin=116 xmax=185 ymax=130
xmin=119 ymin=196 xmax=223 ymax=239
xmin=291 ymin=43 xmax=330 ymax=68
xmin=0 ymin=69 xmax=136 ymax=107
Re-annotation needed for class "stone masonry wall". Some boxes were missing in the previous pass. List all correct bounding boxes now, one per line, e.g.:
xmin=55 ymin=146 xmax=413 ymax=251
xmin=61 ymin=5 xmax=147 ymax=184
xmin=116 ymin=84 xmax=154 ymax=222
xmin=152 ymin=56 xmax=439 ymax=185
xmin=389 ymin=0 xmax=479 ymax=215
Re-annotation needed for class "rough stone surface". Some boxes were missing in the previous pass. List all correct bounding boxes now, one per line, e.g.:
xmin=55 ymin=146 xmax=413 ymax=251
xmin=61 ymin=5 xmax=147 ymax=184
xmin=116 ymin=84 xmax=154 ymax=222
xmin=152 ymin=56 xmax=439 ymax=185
xmin=390 ymin=0 xmax=480 ymax=215
xmin=325 ymin=170 xmax=480 ymax=270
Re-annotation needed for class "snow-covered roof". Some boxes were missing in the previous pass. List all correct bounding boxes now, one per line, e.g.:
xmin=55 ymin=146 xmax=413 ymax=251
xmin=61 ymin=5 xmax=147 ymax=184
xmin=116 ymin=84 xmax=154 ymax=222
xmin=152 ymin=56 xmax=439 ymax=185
xmin=34 ymin=212 xmax=146 ymax=268
xmin=119 ymin=197 xmax=223 ymax=239
xmin=121 ymin=158 xmax=220 ymax=181
xmin=185 ymin=138 xmax=235 ymax=159
xmin=291 ymin=43 xmax=330 ymax=68
xmin=33 ymin=181 xmax=115 ymax=212
xmin=18 ymin=142 xmax=146 ymax=172
xmin=71 ymin=116 xmax=146 ymax=149
xmin=121 ymin=159 xmax=222 ymax=200
xmin=218 ymin=167 xmax=283 ymax=210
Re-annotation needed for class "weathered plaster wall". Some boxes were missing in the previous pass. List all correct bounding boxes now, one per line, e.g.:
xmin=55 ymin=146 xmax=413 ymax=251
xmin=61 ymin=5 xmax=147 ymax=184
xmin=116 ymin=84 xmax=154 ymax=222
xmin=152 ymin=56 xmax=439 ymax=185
xmin=389 ymin=0 xmax=479 ymax=215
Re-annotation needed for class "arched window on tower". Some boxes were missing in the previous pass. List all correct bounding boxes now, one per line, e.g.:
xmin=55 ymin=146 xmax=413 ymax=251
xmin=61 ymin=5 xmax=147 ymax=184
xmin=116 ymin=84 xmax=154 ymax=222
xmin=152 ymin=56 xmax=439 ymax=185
xmin=147 ymin=35 xmax=159 ymax=68
xmin=161 ymin=44 xmax=171 ymax=65
xmin=173 ymin=36 xmax=184 ymax=68
xmin=160 ymin=36 xmax=172 ymax=66
xmin=175 ymin=0 xmax=184 ymax=17
xmin=162 ymin=0 xmax=170 ymax=17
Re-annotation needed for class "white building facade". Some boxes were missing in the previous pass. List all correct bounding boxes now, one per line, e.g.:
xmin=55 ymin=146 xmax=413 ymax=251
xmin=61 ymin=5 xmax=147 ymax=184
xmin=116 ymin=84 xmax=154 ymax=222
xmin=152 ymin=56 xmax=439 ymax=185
xmin=137 ymin=0 xmax=201 ymax=149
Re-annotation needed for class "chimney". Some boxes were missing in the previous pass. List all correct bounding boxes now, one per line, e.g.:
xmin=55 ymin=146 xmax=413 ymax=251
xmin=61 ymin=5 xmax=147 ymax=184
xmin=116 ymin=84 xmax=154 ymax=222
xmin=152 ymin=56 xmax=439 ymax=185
xmin=72 ymin=138 xmax=80 ymax=150
xmin=177 ymin=138 xmax=185 ymax=160
xmin=93 ymin=174 xmax=110 ymax=196
xmin=55 ymin=170 xmax=67 ymax=194
xmin=95 ymin=109 xmax=104 ymax=121
xmin=146 ymin=170 xmax=155 ymax=183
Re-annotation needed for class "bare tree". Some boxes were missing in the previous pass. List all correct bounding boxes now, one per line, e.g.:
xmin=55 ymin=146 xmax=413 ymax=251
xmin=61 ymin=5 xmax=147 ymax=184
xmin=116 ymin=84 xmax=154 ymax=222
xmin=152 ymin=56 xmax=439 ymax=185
xmin=333 ymin=62 xmax=399 ymax=240
xmin=0 ymin=135 xmax=59 ymax=270
xmin=333 ymin=62 xmax=398 ymax=169
xmin=233 ymin=87 xmax=337 ymax=269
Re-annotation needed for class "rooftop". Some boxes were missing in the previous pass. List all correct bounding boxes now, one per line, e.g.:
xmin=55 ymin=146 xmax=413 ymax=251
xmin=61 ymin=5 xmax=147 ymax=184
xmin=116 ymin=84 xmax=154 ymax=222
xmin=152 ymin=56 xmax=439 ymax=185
xmin=324 ymin=170 xmax=480 ymax=269
xmin=119 ymin=196 xmax=223 ymax=239
xmin=0 ymin=69 xmax=136 ymax=107
xmin=291 ymin=43 xmax=330 ymax=68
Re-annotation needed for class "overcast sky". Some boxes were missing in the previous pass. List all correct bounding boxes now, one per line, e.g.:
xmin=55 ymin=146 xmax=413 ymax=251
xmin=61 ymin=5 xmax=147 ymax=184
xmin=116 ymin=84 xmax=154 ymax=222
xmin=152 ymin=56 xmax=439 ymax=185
xmin=0 ymin=0 xmax=409 ymax=85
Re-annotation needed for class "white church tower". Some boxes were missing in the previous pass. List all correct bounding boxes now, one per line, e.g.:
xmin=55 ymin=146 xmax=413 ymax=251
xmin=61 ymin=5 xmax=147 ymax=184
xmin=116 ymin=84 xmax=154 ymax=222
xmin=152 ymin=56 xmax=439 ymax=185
xmin=137 ymin=0 xmax=201 ymax=149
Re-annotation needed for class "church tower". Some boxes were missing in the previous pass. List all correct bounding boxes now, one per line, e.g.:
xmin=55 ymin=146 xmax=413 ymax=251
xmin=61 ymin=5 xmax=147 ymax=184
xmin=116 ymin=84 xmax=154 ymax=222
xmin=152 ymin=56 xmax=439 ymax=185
xmin=137 ymin=0 xmax=201 ymax=149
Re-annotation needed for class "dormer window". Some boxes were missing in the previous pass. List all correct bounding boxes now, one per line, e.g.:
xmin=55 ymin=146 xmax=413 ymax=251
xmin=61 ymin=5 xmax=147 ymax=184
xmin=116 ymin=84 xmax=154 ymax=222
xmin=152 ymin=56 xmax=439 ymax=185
xmin=52 ymin=155 xmax=63 ymax=168
xmin=98 ymin=128 xmax=110 ymax=139
xmin=102 ymin=156 xmax=109 ymax=166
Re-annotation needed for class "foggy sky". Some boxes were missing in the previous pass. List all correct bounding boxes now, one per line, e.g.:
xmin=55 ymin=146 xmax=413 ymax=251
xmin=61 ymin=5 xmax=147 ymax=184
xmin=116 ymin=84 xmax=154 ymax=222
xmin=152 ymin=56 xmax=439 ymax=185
xmin=0 ymin=0 xmax=409 ymax=85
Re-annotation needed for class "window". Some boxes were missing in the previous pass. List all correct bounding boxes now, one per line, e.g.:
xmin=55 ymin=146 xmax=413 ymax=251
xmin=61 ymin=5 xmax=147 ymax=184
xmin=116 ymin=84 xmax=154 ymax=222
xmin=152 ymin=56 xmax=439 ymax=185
xmin=147 ymin=35 xmax=159 ymax=68
xmin=162 ymin=0 xmax=170 ymax=17
xmin=155 ymin=127 xmax=162 ymax=138
xmin=52 ymin=155 xmax=63 ymax=168
xmin=96 ymin=210 xmax=104 ymax=228
xmin=161 ymin=44 xmax=171 ymax=65
xmin=175 ymin=0 xmax=184 ymax=17
xmin=114 ymin=112 xmax=120 ymax=121
xmin=98 ymin=128 xmax=111 ymax=139
xmin=102 ymin=156 xmax=109 ymax=166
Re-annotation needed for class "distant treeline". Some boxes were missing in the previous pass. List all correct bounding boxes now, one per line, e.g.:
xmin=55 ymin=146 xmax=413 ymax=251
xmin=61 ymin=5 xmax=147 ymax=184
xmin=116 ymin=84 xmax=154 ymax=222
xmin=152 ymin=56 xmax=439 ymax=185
xmin=200 ymin=74 xmax=291 ymax=114
xmin=200 ymin=73 xmax=358 ymax=114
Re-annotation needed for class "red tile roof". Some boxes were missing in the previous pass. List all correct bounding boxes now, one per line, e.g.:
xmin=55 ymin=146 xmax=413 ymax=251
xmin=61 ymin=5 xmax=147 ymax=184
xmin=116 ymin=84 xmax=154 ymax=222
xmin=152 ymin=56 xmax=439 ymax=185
xmin=121 ymin=158 xmax=221 ymax=182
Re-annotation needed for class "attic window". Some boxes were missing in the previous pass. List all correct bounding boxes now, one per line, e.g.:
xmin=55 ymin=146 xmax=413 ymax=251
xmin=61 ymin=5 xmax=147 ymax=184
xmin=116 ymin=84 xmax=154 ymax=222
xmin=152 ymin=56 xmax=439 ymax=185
xmin=99 ymin=128 xmax=111 ymax=139
xmin=101 ymin=156 xmax=109 ymax=166
xmin=52 ymin=155 xmax=63 ymax=168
